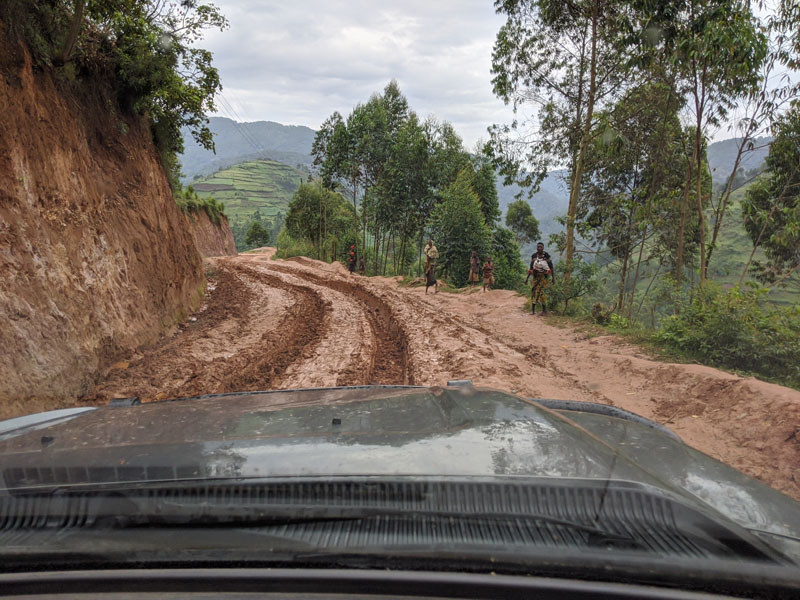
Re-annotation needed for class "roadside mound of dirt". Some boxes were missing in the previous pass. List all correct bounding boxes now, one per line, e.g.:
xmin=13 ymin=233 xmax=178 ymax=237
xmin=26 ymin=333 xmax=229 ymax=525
xmin=0 ymin=28 xmax=204 ymax=411
xmin=184 ymin=210 xmax=237 ymax=257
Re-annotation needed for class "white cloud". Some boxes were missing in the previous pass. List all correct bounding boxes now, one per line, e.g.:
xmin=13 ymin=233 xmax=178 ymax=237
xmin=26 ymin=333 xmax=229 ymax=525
xmin=200 ymin=0 xmax=515 ymax=148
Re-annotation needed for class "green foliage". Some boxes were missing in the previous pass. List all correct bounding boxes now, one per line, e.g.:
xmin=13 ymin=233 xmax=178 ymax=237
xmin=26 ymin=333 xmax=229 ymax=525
xmin=547 ymin=257 xmax=600 ymax=315
xmin=0 ymin=1 xmax=66 ymax=67
xmin=471 ymin=159 xmax=502 ymax=226
xmin=505 ymin=199 xmax=541 ymax=247
xmin=4 ymin=1 xmax=227 ymax=189
xmin=274 ymin=227 xmax=315 ymax=260
xmin=427 ymin=169 xmax=492 ymax=287
xmin=655 ymin=284 xmax=800 ymax=388
xmin=108 ymin=2 xmax=226 ymax=187
xmin=284 ymin=181 xmax=357 ymax=260
xmin=230 ymin=208 xmax=277 ymax=252
xmin=313 ymin=81 xmax=474 ymax=276
xmin=490 ymin=227 xmax=526 ymax=290
xmin=742 ymin=106 xmax=800 ymax=285
xmin=244 ymin=221 xmax=270 ymax=248
xmin=175 ymin=185 xmax=225 ymax=225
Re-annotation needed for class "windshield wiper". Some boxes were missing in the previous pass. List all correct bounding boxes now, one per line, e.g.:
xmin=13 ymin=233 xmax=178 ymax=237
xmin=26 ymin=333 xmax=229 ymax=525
xmin=105 ymin=506 xmax=641 ymax=550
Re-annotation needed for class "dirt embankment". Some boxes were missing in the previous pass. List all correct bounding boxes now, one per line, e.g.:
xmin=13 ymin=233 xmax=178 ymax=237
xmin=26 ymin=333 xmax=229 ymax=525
xmin=76 ymin=251 xmax=799 ymax=502
xmin=0 ymin=28 xmax=205 ymax=411
xmin=184 ymin=210 xmax=237 ymax=258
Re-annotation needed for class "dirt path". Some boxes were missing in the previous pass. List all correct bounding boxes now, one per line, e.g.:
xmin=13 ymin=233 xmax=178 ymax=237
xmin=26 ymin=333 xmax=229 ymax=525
xmin=37 ymin=250 xmax=800 ymax=501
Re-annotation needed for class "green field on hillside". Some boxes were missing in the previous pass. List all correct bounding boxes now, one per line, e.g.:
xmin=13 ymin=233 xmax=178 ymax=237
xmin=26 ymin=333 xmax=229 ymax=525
xmin=706 ymin=184 xmax=798 ymax=307
xmin=191 ymin=160 xmax=306 ymax=224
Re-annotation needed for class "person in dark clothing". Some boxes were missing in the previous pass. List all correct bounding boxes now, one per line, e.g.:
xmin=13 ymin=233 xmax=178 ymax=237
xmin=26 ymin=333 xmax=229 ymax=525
xmin=348 ymin=245 xmax=356 ymax=273
xmin=524 ymin=242 xmax=555 ymax=314
xmin=358 ymin=257 xmax=365 ymax=276
xmin=468 ymin=251 xmax=481 ymax=286
xmin=482 ymin=256 xmax=495 ymax=292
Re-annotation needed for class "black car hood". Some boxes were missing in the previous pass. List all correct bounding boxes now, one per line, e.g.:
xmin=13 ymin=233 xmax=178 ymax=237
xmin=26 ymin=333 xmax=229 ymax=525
xmin=1 ymin=386 xmax=799 ymax=551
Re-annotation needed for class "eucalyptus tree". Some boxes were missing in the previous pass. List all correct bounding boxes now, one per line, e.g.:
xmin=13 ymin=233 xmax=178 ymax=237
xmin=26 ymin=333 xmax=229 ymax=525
xmin=427 ymin=169 xmax=492 ymax=287
xmin=379 ymin=112 xmax=431 ymax=272
xmin=311 ymin=111 xmax=346 ymax=258
xmin=740 ymin=107 xmax=800 ymax=291
xmin=470 ymin=155 xmax=502 ymax=226
xmin=581 ymin=78 xmax=689 ymax=312
xmin=670 ymin=0 xmax=767 ymax=285
xmin=490 ymin=0 xmax=636 ymax=281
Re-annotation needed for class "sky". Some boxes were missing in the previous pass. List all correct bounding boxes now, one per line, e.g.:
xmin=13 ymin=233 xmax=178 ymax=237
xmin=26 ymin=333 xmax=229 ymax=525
xmin=200 ymin=0 xmax=516 ymax=149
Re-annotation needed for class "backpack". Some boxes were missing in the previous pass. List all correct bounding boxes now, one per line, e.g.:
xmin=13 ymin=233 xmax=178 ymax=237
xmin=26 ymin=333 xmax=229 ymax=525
xmin=533 ymin=257 xmax=550 ymax=273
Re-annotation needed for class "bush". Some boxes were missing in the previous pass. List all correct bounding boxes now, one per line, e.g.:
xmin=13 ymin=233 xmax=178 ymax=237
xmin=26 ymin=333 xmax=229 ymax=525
xmin=490 ymin=227 xmax=526 ymax=290
xmin=175 ymin=186 xmax=225 ymax=225
xmin=655 ymin=284 xmax=800 ymax=388
xmin=427 ymin=169 xmax=492 ymax=287
xmin=275 ymin=228 xmax=315 ymax=259
xmin=546 ymin=257 xmax=600 ymax=314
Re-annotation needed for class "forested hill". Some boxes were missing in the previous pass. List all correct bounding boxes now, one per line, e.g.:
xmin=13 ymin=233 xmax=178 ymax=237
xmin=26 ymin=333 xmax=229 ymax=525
xmin=180 ymin=117 xmax=315 ymax=182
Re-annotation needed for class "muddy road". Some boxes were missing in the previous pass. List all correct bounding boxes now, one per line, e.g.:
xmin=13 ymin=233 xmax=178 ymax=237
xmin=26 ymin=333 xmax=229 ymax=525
xmin=68 ymin=250 xmax=800 ymax=501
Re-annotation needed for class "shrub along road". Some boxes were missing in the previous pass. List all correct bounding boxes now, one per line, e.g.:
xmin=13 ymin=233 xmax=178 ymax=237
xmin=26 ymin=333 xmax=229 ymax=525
xmin=78 ymin=249 xmax=800 ymax=502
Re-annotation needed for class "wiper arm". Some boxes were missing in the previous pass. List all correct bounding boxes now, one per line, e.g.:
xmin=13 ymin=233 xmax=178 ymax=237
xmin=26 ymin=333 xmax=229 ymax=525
xmin=115 ymin=506 xmax=639 ymax=548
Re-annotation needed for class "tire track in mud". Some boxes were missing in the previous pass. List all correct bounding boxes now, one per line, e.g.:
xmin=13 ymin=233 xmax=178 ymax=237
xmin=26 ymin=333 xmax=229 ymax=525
xmin=92 ymin=260 xmax=330 ymax=401
xmin=220 ymin=261 xmax=330 ymax=391
xmin=268 ymin=263 xmax=413 ymax=385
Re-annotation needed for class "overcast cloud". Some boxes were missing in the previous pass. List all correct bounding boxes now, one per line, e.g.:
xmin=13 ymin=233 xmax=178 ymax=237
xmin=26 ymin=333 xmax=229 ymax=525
xmin=201 ymin=0 xmax=515 ymax=149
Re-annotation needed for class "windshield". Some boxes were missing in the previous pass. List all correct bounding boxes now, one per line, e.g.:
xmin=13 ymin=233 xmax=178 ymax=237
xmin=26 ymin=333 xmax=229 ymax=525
xmin=1 ymin=0 xmax=800 ymax=597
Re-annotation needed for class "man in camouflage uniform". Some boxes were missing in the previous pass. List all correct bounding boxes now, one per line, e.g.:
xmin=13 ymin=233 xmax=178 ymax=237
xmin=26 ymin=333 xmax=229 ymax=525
xmin=525 ymin=242 xmax=555 ymax=314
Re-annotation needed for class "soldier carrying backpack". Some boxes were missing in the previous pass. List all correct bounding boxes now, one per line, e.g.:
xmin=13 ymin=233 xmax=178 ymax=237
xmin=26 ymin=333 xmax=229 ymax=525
xmin=524 ymin=242 xmax=555 ymax=315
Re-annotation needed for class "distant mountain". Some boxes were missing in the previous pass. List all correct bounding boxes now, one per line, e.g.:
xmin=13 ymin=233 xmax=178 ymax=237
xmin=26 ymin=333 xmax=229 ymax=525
xmin=707 ymin=136 xmax=771 ymax=182
xmin=497 ymin=172 xmax=570 ymax=256
xmin=496 ymin=136 xmax=774 ymax=258
xmin=180 ymin=117 xmax=315 ymax=183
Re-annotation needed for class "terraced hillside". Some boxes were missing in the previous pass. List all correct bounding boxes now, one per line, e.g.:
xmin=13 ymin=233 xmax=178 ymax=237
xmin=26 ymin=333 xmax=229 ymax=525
xmin=191 ymin=160 xmax=307 ymax=223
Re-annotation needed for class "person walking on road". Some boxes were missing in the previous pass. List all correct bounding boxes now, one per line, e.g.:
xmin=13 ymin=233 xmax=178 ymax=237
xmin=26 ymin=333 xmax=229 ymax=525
xmin=482 ymin=256 xmax=495 ymax=292
xmin=348 ymin=245 xmax=356 ymax=274
xmin=468 ymin=251 xmax=481 ymax=286
xmin=525 ymin=242 xmax=555 ymax=314
xmin=424 ymin=239 xmax=439 ymax=295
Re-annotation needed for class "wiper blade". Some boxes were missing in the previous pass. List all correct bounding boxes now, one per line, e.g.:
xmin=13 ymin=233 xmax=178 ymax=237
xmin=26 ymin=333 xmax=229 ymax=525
xmin=113 ymin=507 xmax=640 ymax=549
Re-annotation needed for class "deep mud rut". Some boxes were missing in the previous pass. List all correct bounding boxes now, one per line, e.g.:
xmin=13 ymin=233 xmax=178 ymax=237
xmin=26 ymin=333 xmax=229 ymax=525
xmin=67 ymin=250 xmax=800 ymax=501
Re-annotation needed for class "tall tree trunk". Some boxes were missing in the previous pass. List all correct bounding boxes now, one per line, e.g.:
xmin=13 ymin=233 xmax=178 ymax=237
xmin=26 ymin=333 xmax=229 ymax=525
xmin=617 ymin=247 xmax=631 ymax=313
xmin=362 ymin=183 xmax=369 ymax=261
xmin=628 ymin=226 xmax=648 ymax=320
xmin=675 ymin=144 xmax=696 ymax=310
xmin=352 ymin=173 xmax=359 ymax=259
xmin=418 ymin=230 xmax=425 ymax=277
xmin=55 ymin=0 xmax=86 ymax=66
xmin=564 ymin=0 xmax=599 ymax=282
xmin=388 ymin=235 xmax=395 ymax=276
xmin=636 ymin=263 xmax=663 ymax=321
xmin=323 ymin=193 xmax=328 ymax=261
xmin=694 ymin=95 xmax=707 ymax=284
xmin=373 ymin=226 xmax=381 ymax=274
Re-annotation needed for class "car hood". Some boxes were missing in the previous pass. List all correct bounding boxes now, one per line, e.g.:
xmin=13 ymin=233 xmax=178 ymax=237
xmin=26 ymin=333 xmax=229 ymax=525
xmin=1 ymin=385 xmax=799 ymax=548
